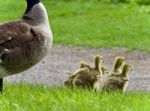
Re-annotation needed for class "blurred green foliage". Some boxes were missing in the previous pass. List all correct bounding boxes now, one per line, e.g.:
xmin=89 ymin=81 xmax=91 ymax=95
xmin=52 ymin=0 xmax=150 ymax=5
xmin=134 ymin=0 xmax=150 ymax=5
xmin=1 ymin=0 xmax=150 ymax=51
xmin=111 ymin=0 xmax=130 ymax=4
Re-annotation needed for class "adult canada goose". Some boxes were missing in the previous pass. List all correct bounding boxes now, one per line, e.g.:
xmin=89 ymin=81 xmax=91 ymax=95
xmin=0 ymin=0 xmax=52 ymax=92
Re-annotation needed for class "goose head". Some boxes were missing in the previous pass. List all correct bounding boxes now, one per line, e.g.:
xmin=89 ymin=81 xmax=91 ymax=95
xmin=25 ymin=0 xmax=40 ymax=14
xmin=23 ymin=0 xmax=50 ymax=28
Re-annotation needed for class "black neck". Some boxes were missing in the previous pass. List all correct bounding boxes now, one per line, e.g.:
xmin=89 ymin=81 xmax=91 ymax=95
xmin=25 ymin=0 xmax=40 ymax=14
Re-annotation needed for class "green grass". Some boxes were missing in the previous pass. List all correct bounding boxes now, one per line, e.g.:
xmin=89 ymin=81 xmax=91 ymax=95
xmin=1 ymin=0 xmax=150 ymax=51
xmin=0 ymin=83 xmax=149 ymax=111
xmin=1 ymin=1 xmax=150 ymax=110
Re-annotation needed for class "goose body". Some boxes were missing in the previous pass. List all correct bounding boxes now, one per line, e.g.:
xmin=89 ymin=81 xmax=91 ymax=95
xmin=0 ymin=0 xmax=52 ymax=90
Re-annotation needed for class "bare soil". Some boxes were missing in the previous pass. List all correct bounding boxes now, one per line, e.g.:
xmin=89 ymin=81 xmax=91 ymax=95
xmin=5 ymin=45 xmax=150 ymax=91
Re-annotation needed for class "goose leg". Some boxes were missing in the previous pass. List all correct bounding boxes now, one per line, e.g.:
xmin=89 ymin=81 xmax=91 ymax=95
xmin=0 ymin=78 xmax=3 ymax=92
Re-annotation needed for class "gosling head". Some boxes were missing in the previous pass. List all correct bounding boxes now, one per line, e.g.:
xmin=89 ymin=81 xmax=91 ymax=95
xmin=122 ymin=64 xmax=132 ymax=78
xmin=64 ymin=73 xmax=75 ymax=87
xmin=80 ymin=61 xmax=91 ymax=69
xmin=112 ymin=56 xmax=125 ymax=75
xmin=94 ymin=55 xmax=103 ymax=70
xmin=101 ymin=66 xmax=108 ymax=75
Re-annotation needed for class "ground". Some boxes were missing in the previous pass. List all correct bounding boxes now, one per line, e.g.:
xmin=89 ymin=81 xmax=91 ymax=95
xmin=4 ymin=45 xmax=150 ymax=91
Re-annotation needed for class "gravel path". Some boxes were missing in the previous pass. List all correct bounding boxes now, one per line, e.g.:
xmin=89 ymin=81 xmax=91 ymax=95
xmin=5 ymin=45 xmax=150 ymax=91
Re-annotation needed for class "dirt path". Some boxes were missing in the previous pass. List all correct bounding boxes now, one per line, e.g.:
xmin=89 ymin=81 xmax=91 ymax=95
xmin=5 ymin=45 xmax=150 ymax=91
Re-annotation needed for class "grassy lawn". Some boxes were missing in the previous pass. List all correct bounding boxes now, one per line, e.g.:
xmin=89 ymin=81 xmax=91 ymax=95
xmin=0 ymin=83 xmax=149 ymax=111
xmin=0 ymin=1 xmax=150 ymax=110
xmin=1 ymin=0 xmax=150 ymax=51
